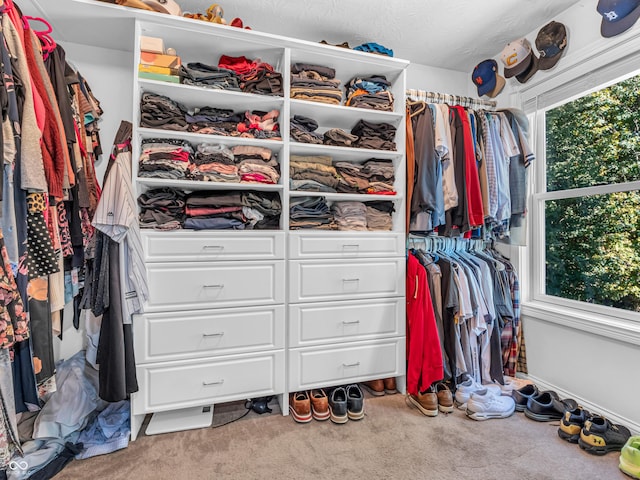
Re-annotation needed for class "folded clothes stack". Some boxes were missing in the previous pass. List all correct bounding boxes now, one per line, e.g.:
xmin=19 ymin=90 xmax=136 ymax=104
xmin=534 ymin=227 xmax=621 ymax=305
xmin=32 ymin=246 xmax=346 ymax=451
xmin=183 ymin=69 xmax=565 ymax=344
xmin=290 ymin=155 xmax=338 ymax=193
xmin=138 ymin=187 xmax=186 ymax=230
xmin=289 ymin=196 xmax=335 ymax=230
xmin=140 ymin=92 xmax=188 ymax=131
xmin=290 ymin=115 xmax=323 ymax=144
xmin=184 ymin=190 xmax=281 ymax=230
xmin=138 ymin=138 xmax=193 ymax=180
xmin=179 ymin=62 xmax=241 ymax=91
xmin=232 ymin=145 xmax=280 ymax=184
xmin=353 ymin=42 xmax=394 ymax=57
xmin=290 ymin=63 xmax=342 ymax=105
xmin=332 ymin=201 xmax=368 ymax=231
xmin=345 ymin=75 xmax=394 ymax=111
xmin=218 ymin=55 xmax=283 ymax=96
xmin=333 ymin=158 xmax=395 ymax=194
xmin=236 ymin=109 xmax=281 ymax=140
xmin=366 ymin=201 xmax=395 ymax=231
xmin=351 ymin=119 xmax=397 ymax=150
xmin=185 ymin=105 xmax=245 ymax=136
xmin=323 ymin=128 xmax=359 ymax=147
xmin=190 ymin=143 xmax=239 ymax=183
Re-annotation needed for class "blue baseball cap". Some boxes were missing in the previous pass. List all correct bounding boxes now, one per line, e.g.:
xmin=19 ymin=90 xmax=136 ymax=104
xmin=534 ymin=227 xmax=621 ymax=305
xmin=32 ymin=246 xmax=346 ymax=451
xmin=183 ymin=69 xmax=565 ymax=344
xmin=472 ymin=59 xmax=503 ymax=97
xmin=597 ymin=0 xmax=640 ymax=37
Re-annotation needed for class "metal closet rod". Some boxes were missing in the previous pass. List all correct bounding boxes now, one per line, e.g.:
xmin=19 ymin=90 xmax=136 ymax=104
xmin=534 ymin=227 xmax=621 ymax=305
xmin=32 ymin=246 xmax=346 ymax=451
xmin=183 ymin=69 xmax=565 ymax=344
xmin=406 ymin=89 xmax=497 ymax=110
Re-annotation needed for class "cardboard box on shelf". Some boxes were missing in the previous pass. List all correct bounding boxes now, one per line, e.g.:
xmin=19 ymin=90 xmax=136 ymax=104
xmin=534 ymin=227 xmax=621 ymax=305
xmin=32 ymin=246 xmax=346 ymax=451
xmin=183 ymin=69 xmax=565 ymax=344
xmin=140 ymin=35 xmax=165 ymax=54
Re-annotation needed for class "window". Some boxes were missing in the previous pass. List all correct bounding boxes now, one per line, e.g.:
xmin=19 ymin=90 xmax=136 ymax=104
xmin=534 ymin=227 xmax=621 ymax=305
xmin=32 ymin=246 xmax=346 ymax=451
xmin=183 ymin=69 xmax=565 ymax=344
xmin=535 ymin=74 xmax=640 ymax=314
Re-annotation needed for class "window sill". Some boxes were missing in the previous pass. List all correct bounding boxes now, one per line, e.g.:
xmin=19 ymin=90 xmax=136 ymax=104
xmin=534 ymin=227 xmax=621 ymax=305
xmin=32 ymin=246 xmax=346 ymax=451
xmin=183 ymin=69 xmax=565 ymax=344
xmin=521 ymin=301 xmax=640 ymax=347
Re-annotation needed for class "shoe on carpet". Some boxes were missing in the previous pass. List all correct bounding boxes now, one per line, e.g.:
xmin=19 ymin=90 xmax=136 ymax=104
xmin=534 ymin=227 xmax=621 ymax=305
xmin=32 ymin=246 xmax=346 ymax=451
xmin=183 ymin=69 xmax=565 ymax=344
xmin=383 ymin=377 xmax=398 ymax=395
xmin=512 ymin=384 xmax=538 ymax=412
xmin=558 ymin=406 xmax=591 ymax=443
xmin=407 ymin=387 xmax=438 ymax=417
xmin=524 ymin=390 xmax=577 ymax=422
xmin=289 ymin=391 xmax=312 ymax=423
xmin=362 ymin=379 xmax=385 ymax=396
xmin=619 ymin=436 xmax=640 ymax=478
xmin=310 ymin=389 xmax=330 ymax=421
xmin=329 ymin=386 xmax=349 ymax=424
xmin=346 ymin=384 xmax=365 ymax=420
xmin=454 ymin=378 xmax=501 ymax=410
xmin=435 ymin=382 xmax=454 ymax=413
xmin=579 ymin=415 xmax=631 ymax=455
xmin=465 ymin=389 xmax=516 ymax=421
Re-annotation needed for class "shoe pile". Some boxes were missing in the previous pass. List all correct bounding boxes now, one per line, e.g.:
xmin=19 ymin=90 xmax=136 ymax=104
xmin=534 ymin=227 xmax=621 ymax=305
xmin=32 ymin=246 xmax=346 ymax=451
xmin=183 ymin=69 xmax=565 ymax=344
xmin=362 ymin=378 xmax=398 ymax=397
xmin=407 ymin=382 xmax=453 ymax=417
xmin=289 ymin=385 xmax=365 ymax=424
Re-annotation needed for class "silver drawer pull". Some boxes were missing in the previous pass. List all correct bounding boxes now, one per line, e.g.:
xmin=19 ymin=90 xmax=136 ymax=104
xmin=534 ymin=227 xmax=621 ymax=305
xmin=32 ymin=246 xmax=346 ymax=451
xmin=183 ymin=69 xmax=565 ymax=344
xmin=343 ymin=362 xmax=360 ymax=367
xmin=342 ymin=320 xmax=360 ymax=325
xmin=342 ymin=244 xmax=360 ymax=248
xmin=203 ymin=284 xmax=224 ymax=289
xmin=202 ymin=332 xmax=224 ymax=338
xmin=202 ymin=379 xmax=224 ymax=386
xmin=342 ymin=278 xmax=360 ymax=282
xmin=203 ymin=245 xmax=224 ymax=250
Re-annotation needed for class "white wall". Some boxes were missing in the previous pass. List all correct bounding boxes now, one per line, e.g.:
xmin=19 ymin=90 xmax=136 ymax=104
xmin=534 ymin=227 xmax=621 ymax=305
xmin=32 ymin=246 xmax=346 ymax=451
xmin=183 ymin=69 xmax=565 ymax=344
xmin=406 ymin=62 xmax=469 ymax=95
xmin=506 ymin=0 xmax=640 ymax=433
xmin=53 ymin=42 xmax=134 ymax=362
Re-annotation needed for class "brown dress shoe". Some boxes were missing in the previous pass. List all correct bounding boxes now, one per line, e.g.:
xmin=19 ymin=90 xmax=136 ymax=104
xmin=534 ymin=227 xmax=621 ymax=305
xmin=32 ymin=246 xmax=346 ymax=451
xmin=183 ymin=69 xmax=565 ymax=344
xmin=383 ymin=377 xmax=398 ymax=395
xmin=289 ymin=391 xmax=312 ymax=423
xmin=362 ymin=380 xmax=385 ymax=396
xmin=435 ymin=382 xmax=454 ymax=413
xmin=408 ymin=388 xmax=438 ymax=417
xmin=310 ymin=389 xmax=330 ymax=421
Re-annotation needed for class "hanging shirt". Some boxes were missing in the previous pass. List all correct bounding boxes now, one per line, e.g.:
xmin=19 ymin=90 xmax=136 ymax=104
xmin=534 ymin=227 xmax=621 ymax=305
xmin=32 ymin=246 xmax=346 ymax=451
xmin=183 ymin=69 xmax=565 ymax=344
xmin=433 ymin=104 xmax=458 ymax=211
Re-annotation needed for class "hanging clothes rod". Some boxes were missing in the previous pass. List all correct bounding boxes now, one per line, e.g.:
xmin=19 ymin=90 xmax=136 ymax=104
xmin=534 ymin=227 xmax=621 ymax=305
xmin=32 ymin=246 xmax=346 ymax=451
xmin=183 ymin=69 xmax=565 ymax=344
xmin=406 ymin=89 xmax=497 ymax=110
xmin=407 ymin=234 xmax=487 ymax=253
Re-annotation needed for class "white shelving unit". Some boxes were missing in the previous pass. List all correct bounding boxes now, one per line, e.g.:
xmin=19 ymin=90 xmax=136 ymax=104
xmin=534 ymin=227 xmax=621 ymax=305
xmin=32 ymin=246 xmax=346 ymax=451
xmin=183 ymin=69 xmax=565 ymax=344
xmin=28 ymin=0 xmax=409 ymax=439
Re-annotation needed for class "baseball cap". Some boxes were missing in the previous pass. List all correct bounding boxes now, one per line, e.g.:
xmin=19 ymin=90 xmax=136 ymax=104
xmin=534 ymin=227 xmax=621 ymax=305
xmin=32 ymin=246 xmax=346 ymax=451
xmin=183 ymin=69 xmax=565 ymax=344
xmin=515 ymin=53 xmax=539 ymax=83
xmin=597 ymin=0 xmax=640 ymax=37
xmin=472 ymin=59 xmax=506 ymax=98
xmin=500 ymin=38 xmax=535 ymax=78
xmin=535 ymin=21 xmax=568 ymax=70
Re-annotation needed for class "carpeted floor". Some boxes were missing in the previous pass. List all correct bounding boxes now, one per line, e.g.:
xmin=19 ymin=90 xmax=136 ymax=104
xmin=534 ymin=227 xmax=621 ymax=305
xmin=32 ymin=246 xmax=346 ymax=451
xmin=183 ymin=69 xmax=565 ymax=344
xmin=55 ymin=392 xmax=625 ymax=480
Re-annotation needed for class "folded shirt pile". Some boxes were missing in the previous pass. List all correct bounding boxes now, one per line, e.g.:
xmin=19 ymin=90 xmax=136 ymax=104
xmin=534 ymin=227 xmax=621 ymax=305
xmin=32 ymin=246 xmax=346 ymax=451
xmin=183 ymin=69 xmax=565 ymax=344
xmin=353 ymin=42 xmax=394 ymax=57
xmin=138 ymin=187 xmax=186 ymax=230
xmin=140 ymin=93 xmax=281 ymax=140
xmin=333 ymin=158 xmax=395 ymax=194
xmin=351 ymin=119 xmax=397 ymax=150
xmin=365 ymin=201 xmax=395 ymax=231
xmin=290 ymin=63 xmax=342 ymax=105
xmin=345 ymin=75 xmax=394 ymax=111
xmin=218 ymin=55 xmax=283 ymax=96
xmin=290 ymin=115 xmax=323 ymax=144
xmin=289 ymin=196 xmax=335 ymax=229
xmin=290 ymin=155 xmax=338 ymax=193
xmin=332 ymin=201 xmax=368 ymax=231
xmin=232 ymin=145 xmax=280 ymax=184
xmin=323 ymin=128 xmax=359 ymax=147
xmin=189 ymin=143 xmax=239 ymax=183
xmin=179 ymin=62 xmax=241 ymax=91
xmin=138 ymin=138 xmax=193 ymax=180
xmin=184 ymin=190 xmax=281 ymax=230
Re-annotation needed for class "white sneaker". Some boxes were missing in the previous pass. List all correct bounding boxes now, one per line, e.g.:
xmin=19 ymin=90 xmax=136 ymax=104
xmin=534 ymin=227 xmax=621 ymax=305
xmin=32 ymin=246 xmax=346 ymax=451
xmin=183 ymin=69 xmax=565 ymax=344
xmin=454 ymin=379 xmax=501 ymax=410
xmin=465 ymin=389 xmax=516 ymax=421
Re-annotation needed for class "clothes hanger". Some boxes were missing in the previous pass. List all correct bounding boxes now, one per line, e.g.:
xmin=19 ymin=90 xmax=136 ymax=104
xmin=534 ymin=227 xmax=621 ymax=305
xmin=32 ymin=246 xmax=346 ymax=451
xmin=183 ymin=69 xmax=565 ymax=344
xmin=407 ymin=100 xmax=426 ymax=118
xmin=23 ymin=15 xmax=57 ymax=60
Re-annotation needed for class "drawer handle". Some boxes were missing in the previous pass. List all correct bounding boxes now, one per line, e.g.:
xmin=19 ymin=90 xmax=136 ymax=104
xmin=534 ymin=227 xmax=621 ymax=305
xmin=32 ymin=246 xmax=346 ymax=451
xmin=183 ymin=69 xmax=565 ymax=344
xmin=342 ymin=278 xmax=360 ymax=283
xmin=202 ymin=379 xmax=225 ymax=386
xmin=203 ymin=245 xmax=224 ymax=250
xmin=342 ymin=244 xmax=360 ymax=248
xmin=203 ymin=284 xmax=224 ymax=289
xmin=202 ymin=332 xmax=225 ymax=338
xmin=342 ymin=320 xmax=360 ymax=325
xmin=343 ymin=362 xmax=360 ymax=367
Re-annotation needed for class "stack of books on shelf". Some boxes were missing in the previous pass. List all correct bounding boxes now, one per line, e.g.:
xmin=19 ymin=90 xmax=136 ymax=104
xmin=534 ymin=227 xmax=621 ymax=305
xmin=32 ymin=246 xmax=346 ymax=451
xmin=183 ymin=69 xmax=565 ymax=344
xmin=138 ymin=35 xmax=181 ymax=83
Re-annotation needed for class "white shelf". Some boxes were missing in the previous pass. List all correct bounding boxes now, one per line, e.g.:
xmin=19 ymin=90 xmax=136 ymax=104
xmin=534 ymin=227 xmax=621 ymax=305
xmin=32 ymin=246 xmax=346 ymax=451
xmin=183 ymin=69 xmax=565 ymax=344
xmin=290 ymin=99 xmax=403 ymax=130
xmin=139 ymin=79 xmax=284 ymax=111
xmin=137 ymin=127 xmax=284 ymax=150
xmin=289 ymin=141 xmax=403 ymax=161
xmin=289 ymin=191 xmax=401 ymax=202
xmin=137 ymin=177 xmax=283 ymax=192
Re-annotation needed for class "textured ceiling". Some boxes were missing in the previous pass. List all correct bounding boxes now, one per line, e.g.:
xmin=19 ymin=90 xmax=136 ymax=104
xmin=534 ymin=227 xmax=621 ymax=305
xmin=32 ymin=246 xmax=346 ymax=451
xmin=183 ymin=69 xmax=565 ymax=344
xmin=175 ymin=0 xmax=583 ymax=72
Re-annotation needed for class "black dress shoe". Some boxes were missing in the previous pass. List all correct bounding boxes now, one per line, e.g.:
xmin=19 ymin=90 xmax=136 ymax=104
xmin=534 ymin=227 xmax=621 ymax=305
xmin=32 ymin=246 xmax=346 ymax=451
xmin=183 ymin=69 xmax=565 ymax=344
xmin=524 ymin=390 xmax=578 ymax=422
xmin=512 ymin=384 xmax=538 ymax=412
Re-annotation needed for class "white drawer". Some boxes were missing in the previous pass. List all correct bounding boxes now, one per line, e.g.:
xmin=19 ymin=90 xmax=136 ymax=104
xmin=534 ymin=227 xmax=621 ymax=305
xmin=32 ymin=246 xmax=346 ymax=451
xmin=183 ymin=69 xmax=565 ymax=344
xmin=132 ymin=351 xmax=285 ymax=413
xmin=289 ymin=258 xmax=404 ymax=303
xmin=288 ymin=339 xmax=404 ymax=391
xmin=289 ymin=298 xmax=405 ymax=347
xmin=289 ymin=232 xmax=404 ymax=259
xmin=142 ymin=231 xmax=285 ymax=262
xmin=145 ymin=261 xmax=284 ymax=311
xmin=134 ymin=305 xmax=285 ymax=363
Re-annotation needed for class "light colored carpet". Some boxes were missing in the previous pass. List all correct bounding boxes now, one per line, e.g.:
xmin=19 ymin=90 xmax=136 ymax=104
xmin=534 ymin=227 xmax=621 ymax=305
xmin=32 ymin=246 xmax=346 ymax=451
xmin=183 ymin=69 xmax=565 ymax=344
xmin=55 ymin=393 xmax=625 ymax=480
